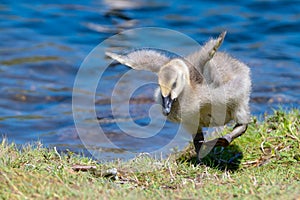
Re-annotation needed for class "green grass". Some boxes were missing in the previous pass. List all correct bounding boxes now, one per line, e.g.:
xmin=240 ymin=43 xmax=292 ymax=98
xmin=1 ymin=109 xmax=299 ymax=199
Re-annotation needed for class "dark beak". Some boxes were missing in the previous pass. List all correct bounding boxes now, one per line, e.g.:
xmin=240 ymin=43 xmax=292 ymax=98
xmin=161 ymin=94 xmax=174 ymax=116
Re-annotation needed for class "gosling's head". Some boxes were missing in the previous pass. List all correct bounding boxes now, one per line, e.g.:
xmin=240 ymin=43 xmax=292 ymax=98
xmin=158 ymin=59 xmax=189 ymax=116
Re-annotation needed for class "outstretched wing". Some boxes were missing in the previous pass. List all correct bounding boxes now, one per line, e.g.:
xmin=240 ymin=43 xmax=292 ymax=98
xmin=106 ymin=48 xmax=174 ymax=73
xmin=186 ymin=31 xmax=226 ymax=69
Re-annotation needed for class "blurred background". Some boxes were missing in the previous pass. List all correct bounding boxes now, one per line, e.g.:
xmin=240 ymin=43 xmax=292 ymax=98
xmin=0 ymin=0 xmax=299 ymax=160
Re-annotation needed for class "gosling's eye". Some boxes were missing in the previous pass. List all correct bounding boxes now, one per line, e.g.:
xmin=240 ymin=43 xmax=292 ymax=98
xmin=172 ymin=82 xmax=177 ymax=89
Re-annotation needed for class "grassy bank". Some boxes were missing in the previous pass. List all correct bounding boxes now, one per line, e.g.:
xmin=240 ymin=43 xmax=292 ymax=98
xmin=0 ymin=109 xmax=299 ymax=199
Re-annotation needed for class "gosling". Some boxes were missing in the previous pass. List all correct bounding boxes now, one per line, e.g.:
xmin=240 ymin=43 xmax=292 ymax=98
xmin=106 ymin=32 xmax=251 ymax=155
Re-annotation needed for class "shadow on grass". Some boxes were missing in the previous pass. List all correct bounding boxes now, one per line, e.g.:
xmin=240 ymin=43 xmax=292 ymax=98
xmin=178 ymin=144 xmax=243 ymax=172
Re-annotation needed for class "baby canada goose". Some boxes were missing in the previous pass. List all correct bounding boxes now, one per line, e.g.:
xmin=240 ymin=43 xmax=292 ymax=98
xmin=106 ymin=32 xmax=251 ymax=155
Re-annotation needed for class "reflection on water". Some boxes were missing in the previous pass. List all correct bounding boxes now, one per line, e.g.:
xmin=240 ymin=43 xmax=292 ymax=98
xmin=0 ymin=0 xmax=299 ymax=160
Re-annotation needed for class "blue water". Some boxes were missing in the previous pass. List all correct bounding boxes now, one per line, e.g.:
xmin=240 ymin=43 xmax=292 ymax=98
xmin=0 ymin=0 xmax=299 ymax=160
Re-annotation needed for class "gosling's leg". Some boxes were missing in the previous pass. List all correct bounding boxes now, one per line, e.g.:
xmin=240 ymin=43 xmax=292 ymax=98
xmin=193 ymin=130 xmax=204 ymax=154
xmin=223 ymin=123 xmax=248 ymax=144
xmin=204 ymin=124 xmax=248 ymax=147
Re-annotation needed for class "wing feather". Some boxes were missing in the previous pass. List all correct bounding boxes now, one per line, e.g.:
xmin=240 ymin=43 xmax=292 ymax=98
xmin=106 ymin=48 xmax=174 ymax=73
xmin=186 ymin=31 xmax=226 ymax=71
